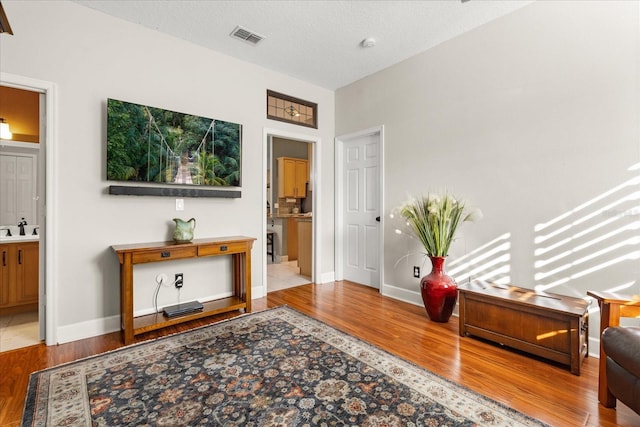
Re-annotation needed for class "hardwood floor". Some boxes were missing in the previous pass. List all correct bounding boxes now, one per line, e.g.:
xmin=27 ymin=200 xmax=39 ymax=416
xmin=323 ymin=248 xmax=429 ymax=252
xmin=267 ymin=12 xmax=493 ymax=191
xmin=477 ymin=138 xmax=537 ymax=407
xmin=1 ymin=281 xmax=637 ymax=426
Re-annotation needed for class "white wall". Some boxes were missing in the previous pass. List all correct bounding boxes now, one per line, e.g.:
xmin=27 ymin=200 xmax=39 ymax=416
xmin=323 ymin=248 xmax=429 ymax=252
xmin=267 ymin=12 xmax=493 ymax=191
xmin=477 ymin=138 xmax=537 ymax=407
xmin=336 ymin=0 xmax=640 ymax=349
xmin=0 ymin=1 xmax=335 ymax=343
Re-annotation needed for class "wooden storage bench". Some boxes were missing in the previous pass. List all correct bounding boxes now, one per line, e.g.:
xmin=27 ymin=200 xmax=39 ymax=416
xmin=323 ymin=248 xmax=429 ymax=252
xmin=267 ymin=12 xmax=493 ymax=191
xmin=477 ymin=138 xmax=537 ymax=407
xmin=458 ymin=281 xmax=589 ymax=375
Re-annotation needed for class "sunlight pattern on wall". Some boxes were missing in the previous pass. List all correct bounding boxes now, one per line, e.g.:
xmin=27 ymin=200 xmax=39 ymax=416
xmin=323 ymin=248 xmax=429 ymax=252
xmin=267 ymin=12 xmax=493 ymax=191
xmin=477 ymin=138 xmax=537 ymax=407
xmin=533 ymin=164 xmax=640 ymax=297
xmin=447 ymin=233 xmax=511 ymax=285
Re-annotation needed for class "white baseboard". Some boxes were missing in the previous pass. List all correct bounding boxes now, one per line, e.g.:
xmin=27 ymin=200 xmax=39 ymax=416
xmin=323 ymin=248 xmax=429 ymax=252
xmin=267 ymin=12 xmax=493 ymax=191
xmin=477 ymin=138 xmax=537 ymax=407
xmin=588 ymin=336 xmax=601 ymax=359
xmin=252 ymin=285 xmax=266 ymax=299
xmin=56 ymin=315 xmax=120 ymax=344
xmin=381 ymin=282 xmax=423 ymax=307
xmin=318 ymin=271 xmax=335 ymax=284
xmin=55 ymin=281 xmax=602 ymax=362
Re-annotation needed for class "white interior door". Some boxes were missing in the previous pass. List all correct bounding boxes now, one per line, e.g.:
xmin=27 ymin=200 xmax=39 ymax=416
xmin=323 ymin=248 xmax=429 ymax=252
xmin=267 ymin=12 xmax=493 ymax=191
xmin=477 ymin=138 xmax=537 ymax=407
xmin=16 ymin=155 xmax=36 ymax=224
xmin=341 ymin=132 xmax=381 ymax=288
xmin=0 ymin=154 xmax=36 ymax=226
xmin=0 ymin=154 xmax=17 ymax=225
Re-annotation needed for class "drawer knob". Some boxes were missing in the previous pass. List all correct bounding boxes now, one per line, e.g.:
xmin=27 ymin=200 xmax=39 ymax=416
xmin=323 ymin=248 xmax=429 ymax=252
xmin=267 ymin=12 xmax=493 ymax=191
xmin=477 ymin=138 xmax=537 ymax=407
xmin=220 ymin=245 xmax=228 ymax=252
xmin=161 ymin=251 xmax=171 ymax=258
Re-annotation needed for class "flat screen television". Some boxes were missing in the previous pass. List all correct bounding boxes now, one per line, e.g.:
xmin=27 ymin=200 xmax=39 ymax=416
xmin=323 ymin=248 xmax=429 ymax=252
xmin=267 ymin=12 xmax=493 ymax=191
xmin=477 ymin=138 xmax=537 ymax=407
xmin=106 ymin=98 xmax=242 ymax=188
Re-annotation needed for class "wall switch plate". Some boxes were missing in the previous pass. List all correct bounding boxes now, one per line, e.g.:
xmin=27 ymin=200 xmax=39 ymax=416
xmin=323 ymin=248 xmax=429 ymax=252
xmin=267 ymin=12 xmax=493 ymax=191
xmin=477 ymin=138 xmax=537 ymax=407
xmin=176 ymin=199 xmax=184 ymax=211
xmin=413 ymin=266 xmax=420 ymax=278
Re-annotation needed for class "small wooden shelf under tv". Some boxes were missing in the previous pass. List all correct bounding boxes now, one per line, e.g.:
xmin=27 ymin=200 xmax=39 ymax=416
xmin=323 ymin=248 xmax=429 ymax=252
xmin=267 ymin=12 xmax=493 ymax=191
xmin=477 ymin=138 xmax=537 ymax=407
xmin=112 ymin=236 xmax=255 ymax=344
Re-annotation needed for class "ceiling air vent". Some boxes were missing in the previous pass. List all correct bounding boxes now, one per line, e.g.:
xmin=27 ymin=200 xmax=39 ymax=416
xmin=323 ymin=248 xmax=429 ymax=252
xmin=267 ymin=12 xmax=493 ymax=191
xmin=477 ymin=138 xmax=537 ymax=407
xmin=230 ymin=25 xmax=264 ymax=46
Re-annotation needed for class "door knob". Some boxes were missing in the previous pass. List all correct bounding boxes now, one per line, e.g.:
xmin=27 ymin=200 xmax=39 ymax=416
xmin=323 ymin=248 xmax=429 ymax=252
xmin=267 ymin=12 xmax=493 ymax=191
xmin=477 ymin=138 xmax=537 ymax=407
xmin=376 ymin=216 xmax=380 ymax=222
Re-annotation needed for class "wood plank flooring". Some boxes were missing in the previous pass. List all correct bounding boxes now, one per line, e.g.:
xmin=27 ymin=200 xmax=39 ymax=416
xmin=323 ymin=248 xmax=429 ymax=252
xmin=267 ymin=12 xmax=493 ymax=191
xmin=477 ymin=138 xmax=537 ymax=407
xmin=1 ymin=281 xmax=637 ymax=426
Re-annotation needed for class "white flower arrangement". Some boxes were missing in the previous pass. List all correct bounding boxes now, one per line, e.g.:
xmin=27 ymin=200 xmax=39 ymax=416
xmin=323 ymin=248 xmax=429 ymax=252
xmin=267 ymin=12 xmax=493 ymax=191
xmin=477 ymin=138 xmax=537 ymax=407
xmin=393 ymin=193 xmax=482 ymax=257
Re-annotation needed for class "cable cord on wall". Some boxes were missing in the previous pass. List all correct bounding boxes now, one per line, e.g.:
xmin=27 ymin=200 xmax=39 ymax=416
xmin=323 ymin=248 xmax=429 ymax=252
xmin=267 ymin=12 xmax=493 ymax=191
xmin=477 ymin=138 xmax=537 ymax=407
xmin=153 ymin=277 xmax=177 ymax=314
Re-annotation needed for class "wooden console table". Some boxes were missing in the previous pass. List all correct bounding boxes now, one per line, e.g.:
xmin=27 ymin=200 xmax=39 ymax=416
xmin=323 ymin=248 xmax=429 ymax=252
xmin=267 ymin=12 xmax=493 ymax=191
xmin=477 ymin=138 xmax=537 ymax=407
xmin=586 ymin=290 xmax=640 ymax=407
xmin=459 ymin=281 xmax=589 ymax=375
xmin=112 ymin=236 xmax=255 ymax=344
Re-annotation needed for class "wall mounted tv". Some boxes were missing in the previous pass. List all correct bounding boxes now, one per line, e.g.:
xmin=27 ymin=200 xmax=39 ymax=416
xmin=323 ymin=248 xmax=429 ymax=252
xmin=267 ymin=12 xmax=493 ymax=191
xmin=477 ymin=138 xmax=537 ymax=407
xmin=106 ymin=99 xmax=242 ymax=195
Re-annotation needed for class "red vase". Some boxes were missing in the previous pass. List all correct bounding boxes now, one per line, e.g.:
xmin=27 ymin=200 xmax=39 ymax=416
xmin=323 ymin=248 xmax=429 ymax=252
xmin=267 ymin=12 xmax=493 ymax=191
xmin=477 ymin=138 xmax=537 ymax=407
xmin=420 ymin=256 xmax=458 ymax=322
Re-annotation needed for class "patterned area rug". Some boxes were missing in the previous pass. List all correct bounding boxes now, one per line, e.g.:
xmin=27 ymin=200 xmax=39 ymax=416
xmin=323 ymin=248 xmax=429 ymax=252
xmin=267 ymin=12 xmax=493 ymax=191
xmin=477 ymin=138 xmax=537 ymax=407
xmin=22 ymin=307 xmax=548 ymax=426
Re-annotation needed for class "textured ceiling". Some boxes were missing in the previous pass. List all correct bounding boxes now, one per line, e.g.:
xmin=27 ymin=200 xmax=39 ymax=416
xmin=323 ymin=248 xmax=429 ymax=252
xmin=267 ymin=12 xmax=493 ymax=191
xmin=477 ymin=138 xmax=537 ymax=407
xmin=74 ymin=0 xmax=533 ymax=90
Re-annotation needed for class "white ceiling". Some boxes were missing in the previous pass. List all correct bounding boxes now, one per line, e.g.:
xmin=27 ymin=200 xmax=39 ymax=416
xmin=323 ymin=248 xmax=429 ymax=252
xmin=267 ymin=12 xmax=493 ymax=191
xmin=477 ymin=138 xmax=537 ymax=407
xmin=74 ymin=0 xmax=533 ymax=90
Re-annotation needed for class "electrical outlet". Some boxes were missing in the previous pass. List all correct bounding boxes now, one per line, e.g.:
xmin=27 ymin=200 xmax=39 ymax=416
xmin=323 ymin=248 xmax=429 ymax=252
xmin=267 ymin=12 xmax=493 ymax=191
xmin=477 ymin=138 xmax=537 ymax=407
xmin=413 ymin=266 xmax=420 ymax=278
xmin=175 ymin=273 xmax=184 ymax=288
xmin=175 ymin=198 xmax=185 ymax=211
xmin=155 ymin=273 xmax=168 ymax=285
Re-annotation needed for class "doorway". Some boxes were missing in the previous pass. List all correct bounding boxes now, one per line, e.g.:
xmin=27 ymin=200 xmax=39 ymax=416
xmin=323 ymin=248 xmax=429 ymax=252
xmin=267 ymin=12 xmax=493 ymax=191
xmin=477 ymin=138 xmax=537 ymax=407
xmin=1 ymin=72 xmax=56 ymax=348
xmin=335 ymin=126 xmax=384 ymax=289
xmin=263 ymin=128 xmax=320 ymax=296
xmin=0 ymin=85 xmax=42 ymax=351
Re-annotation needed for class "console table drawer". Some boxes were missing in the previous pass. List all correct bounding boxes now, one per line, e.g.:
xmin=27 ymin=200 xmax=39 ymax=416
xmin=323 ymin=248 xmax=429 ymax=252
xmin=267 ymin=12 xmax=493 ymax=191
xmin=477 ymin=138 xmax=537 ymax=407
xmin=132 ymin=246 xmax=197 ymax=263
xmin=198 ymin=242 xmax=247 ymax=256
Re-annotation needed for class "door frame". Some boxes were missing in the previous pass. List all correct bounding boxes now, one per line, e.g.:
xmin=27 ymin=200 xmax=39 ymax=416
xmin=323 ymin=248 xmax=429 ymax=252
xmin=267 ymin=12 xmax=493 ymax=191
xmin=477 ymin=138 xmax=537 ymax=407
xmin=1 ymin=72 xmax=58 ymax=345
xmin=262 ymin=127 xmax=321 ymax=296
xmin=334 ymin=125 xmax=385 ymax=289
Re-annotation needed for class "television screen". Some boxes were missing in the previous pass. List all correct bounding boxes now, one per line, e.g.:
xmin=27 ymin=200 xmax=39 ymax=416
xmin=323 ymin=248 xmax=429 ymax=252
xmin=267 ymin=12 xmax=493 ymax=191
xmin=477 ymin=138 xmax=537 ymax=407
xmin=106 ymin=99 xmax=242 ymax=187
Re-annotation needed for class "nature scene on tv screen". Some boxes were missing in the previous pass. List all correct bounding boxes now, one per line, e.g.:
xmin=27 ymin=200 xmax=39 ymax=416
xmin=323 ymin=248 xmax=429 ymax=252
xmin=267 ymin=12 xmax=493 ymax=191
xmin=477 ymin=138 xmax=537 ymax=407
xmin=107 ymin=99 xmax=242 ymax=187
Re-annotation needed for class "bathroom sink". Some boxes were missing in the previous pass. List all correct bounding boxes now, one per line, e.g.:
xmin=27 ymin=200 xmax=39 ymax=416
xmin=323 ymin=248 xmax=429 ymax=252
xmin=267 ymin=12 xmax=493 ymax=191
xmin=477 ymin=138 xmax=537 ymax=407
xmin=0 ymin=225 xmax=40 ymax=242
xmin=0 ymin=235 xmax=39 ymax=243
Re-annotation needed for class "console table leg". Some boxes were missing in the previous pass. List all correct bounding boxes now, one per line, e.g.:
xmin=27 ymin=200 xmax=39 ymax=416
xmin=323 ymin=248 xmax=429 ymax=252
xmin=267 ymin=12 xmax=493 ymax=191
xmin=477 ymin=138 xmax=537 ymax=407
xmin=245 ymin=251 xmax=252 ymax=312
xmin=122 ymin=253 xmax=134 ymax=345
xmin=231 ymin=252 xmax=251 ymax=313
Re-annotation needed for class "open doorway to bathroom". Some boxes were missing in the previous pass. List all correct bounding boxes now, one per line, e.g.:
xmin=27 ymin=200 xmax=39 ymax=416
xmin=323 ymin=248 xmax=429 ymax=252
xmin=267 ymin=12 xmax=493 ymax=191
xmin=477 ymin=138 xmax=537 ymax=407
xmin=0 ymin=83 xmax=46 ymax=352
xmin=266 ymin=135 xmax=314 ymax=292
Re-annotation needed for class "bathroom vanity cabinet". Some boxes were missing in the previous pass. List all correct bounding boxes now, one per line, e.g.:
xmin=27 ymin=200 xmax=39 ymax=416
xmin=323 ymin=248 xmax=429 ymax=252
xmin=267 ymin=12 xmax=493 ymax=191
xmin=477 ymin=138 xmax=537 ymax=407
xmin=277 ymin=157 xmax=308 ymax=198
xmin=0 ymin=241 xmax=39 ymax=314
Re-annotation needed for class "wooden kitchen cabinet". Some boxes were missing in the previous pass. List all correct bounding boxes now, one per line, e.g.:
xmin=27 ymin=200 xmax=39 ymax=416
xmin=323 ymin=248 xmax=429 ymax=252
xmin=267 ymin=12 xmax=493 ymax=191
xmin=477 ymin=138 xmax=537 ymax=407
xmin=277 ymin=157 xmax=308 ymax=198
xmin=0 ymin=241 xmax=39 ymax=314
xmin=297 ymin=219 xmax=312 ymax=277
xmin=287 ymin=218 xmax=298 ymax=261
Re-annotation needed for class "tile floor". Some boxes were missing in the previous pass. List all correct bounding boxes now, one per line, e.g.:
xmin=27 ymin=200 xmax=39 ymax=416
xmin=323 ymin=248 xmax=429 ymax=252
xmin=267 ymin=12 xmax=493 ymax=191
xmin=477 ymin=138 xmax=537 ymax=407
xmin=267 ymin=260 xmax=311 ymax=292
xmin=0 ymin=310 xmax=40 ymax=352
